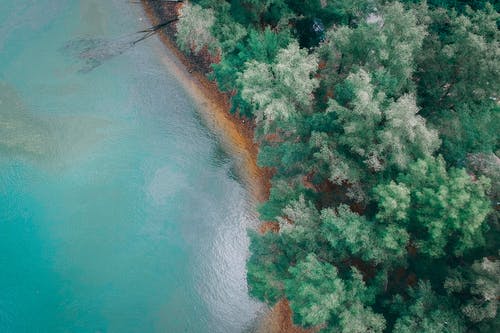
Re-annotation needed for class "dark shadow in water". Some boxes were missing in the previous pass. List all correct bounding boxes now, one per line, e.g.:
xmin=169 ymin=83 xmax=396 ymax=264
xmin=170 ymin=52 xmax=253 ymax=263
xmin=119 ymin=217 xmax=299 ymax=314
xmin=61 ymin=18 xmax=178 ymax=73
xmin=61 ymin=36 xmax=135 ymax=73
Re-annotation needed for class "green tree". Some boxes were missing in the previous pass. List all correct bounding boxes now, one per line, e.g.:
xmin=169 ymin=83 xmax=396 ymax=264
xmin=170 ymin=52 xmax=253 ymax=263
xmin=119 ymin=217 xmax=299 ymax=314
xmin=321 ymin=205 xmax=408 ymax=265
xmin=445 ymin=256 xmax=500 ymax=324
xmin=176 ymin=4 xmax=219 ymax=55
xmin=392 ymin=281 xmax=467 ymax=333
xmin=375 ymin=156 xmax=491 ymax=257
xmin=186 ymin=1 xmax=500 ymax=332
xmin=212 ymin=27 xmax=292 ymax=115
xmin=415 ymin=4 xmax=500 ymax=162
xmin=238 ymin=42 xmax=318 ymax=133
xmin=230 ymin=0 xmax=289 ymax=25
xmin=278 ymin=195 xmax=321 ymax=251
xmin=320 ymin=2 xmax=426 ymax=97
xmin=312 ymin=70 xmax=439 ymax=202
xmin=246 ymin=230 xmax=286 ymax=303
xmin=285 ymin=254 xmax=386 ymax=332
xmin=286 ymin=0 xmax=375 ymax=26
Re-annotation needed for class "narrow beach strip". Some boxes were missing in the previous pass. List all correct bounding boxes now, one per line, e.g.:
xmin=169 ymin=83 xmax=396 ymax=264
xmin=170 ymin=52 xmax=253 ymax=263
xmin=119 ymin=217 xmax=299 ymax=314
xmin=140 ymin=0 xmax=269 ymax=204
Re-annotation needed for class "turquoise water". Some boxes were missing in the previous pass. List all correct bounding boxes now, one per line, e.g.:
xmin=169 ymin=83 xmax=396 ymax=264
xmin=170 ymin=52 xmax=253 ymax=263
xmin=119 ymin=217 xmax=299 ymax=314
xmin=0 ymin=1 xmax=261 ymax=332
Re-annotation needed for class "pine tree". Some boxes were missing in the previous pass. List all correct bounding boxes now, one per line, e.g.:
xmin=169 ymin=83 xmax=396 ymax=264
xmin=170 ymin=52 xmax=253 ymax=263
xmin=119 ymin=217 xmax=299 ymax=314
xmin=238 ymin=42 xmax=319 ymax=133
xmin=376 ymin=156 xmax=491 ymax=257
xmin=176 ymin=4 xmax=219 ymax=55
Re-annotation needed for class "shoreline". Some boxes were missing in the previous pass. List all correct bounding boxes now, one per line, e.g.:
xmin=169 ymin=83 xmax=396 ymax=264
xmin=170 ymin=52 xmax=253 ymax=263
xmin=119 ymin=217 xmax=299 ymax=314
xmin=139 ymin=2 xmax=311 ymax=333
xmin=139 ymin=0 xmax=270 ymax=204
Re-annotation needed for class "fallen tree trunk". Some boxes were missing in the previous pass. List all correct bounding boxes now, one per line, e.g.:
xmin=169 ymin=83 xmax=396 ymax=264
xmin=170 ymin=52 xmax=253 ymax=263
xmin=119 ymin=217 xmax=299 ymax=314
xmin=132 ymin=17 xmax=179 ymax=45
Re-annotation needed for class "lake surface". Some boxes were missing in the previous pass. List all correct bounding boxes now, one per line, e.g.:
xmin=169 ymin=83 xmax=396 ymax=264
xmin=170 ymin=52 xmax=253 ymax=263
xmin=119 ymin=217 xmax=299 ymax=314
xmin=0 ymin=1 xmax=262 ymax=332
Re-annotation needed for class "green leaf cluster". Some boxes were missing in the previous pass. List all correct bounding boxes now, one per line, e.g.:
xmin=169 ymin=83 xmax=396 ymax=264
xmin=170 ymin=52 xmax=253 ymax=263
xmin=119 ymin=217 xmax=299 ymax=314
xmin=182 ymin=0 xmax=499 ymax=331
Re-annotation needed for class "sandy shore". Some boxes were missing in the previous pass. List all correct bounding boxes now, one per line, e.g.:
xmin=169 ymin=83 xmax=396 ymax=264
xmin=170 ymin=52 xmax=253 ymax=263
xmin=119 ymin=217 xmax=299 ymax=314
xmin=139 ymin=2 xmax=315 ymax=332
xmin=139 ymin=0 xmax=269 ymax=204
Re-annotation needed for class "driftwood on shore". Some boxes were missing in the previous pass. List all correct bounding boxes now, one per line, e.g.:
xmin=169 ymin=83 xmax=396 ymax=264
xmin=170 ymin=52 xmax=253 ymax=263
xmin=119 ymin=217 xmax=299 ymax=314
xmin=132 ymin=18 xmax=179 ymax=45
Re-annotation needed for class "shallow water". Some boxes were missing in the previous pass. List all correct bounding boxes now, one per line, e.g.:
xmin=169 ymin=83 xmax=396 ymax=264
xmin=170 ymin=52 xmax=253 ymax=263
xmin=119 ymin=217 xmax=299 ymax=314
xmin=0 ymin=1 xmax=262 ymax=332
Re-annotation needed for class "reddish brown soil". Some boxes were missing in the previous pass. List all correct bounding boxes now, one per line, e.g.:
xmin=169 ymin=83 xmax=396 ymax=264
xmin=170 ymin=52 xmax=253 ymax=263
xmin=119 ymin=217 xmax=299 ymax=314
xmin=140 ymin=0 xmax=270 ymax=202
xmin=259 ymin=221 xmax=280 ymax=234
xmin=140 ymin=2 xmax=312 ymax=332
xmin=257 ymin=299 xmax=320 ymax=333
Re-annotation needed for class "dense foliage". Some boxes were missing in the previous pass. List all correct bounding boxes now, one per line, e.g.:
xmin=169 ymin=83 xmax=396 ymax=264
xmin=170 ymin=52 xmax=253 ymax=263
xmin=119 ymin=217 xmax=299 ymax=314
xmin=176 ymin=0 xmax=499 ymax=331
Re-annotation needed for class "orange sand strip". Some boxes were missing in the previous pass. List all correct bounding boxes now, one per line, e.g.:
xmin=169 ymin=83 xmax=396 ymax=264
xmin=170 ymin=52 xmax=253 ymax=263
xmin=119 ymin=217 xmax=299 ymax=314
xmin=140 ymin=1 xmax=269 ymax=204
xmin=140 ymin=3 xmax=315 ymax=333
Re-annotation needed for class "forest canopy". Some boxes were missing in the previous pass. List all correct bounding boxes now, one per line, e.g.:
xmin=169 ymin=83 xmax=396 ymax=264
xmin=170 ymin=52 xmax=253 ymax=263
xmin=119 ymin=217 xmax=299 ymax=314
xmin=176 ymin=0 xmax=499 ymax=332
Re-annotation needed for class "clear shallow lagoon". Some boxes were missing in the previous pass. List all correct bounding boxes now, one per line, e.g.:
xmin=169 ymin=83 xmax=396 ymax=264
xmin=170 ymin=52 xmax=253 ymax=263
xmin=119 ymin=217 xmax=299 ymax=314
xmin=0 ymin=1 xmax=261 ymax=332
